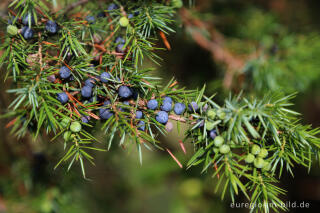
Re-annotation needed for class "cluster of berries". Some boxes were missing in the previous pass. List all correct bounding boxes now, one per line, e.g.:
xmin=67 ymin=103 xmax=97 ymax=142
xmin=7 ymin=14 xmax=58 ymax=39
xmin=245 ymin=145 xmax=270 ymax=170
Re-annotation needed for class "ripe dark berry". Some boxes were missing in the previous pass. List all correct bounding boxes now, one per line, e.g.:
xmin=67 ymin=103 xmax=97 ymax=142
xmin=136 ymin=110 xmax=143 ymax=119
xmin=81 ymin=86 xmax=92 ymax=98
xmin=147 ymin=99 xmax=158 ymax=110
xmin=21 ymin=26 xmax=33 ymax=39
xmin=100 ymin=72 xmax=110 ymax=83
xmin=174 ymin=102 xmax=185 ymax=115
xmin=99 ymin=108 xmax=114 ymax=120
xmin=156 ymin=111 xmax=168 ymax=124
xmin=115 ymin=37 xmax=125 ymax=44
xmin=45 ymin=20 xmax=58 ymax=34
xmin=57 ymin=92 xmax=69 ymax=104
xmin=128 ymin=14 xmax=134 ymax=19
xmin=188 ymin=101 xmax=199 ymax=113
xmin=81 ymin=116 xmax=90 ymax=123
xmin=209 ymin=130 xmax=217 ymax=139
xmin=118 ymin=86 xmax=132 ymax=98
xmin=22 ymin=14 xmax=35 ymax=26
xmin=107 ymin=3 xmax=118 ymax=11
xmin=86 ymin=16 xmax=96 ymax=24
xmin=163 ymin=96 xmax=172 ymax=103
xmin=197 ymin=119 xmax=204 ymax=127
xmin=116 ymin=44 xmax=125 ymax=53
xmin=161 ymin=101 xmax=172 ymax=112
xmin=84 ymin=78 xmax=96 ymax=87
xmin=59 ymin=66 xmax=71 ymax=79
xmin=137 ymin=121 xmax=145 ymax=131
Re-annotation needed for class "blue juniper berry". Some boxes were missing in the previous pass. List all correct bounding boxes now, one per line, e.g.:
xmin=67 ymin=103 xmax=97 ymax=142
xmin=118 ymin=86 xmax=132 ymax=98
xmin=100 ymin=72 xmax=111 ymax=83
xmin=209 ymin=130 xmax=217 ymax=140
xmin=136 ymin=111 xmax=143 ymax=119
xmin=163 ymin=96 xmax=172 ymax=103
xmin=161 ymin=101 xmax=172 ymax=112
xmin=137 ymin=121 xmax=145 ymax=131
xmin=22 ymin=14 xmax=35 ymax=26
xmin=188 ymin=101 xmax=199 ymax=113
xmin=99 ymin=108 xmax=114 ymax=120
xmin=174 ymin=102 xmax=186 ymax=115
xmin=59 ymin=66 xmax=71 ymax=79
xmin=156 ymin=111 xmax=169 ymax=124
xmin=81 ymin=86 xmax=92 ymax=98
xmin=57 ymin=92 xmax=69 ymax=104
xmin=21 ymin=26 xmax=33 ymax=39
xmin=84 ymin=78 xmax=96 ymax=87
xmin=116 ymin=44 xmax=125 ymax=53
xmin=81 ymin=116 xmax=90 ymax=124
xmin=147 ymin=99 xmax=158 ymax=110
xmin=45 ymin=20 xmax=58 ymax=34
xmin=115 ymin=37 xmax=125 ymax=44
xmin=47 ymin=75 xmax=56 ymax=83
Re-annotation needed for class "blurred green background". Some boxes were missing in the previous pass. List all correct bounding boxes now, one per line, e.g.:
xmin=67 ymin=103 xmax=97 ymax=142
xmin=1 ymin=0 xmax=320 ymax=212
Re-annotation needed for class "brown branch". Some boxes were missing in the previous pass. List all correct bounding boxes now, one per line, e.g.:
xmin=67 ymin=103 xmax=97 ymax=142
xmin=180 ymin=8 xmax=245 ymax=90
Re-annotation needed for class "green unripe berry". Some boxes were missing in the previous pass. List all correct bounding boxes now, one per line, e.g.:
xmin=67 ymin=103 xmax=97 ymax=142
xmin=217 ymin=109 xmax=226 ymax=120
xmin=219 ymin=144 xmax=230 ymax=154
xmin=262 ymin=161 xmax=271 ymax=171
xmin=207 ymin=109 xmax=216 ymax=120
xmin=7 ymin=25 xmax=18 ymax=36
xmin=60 ymin=117 xmax=70 ymax=128
xmin=63 ymin=131 xmax=72 ymax=141
xmin=197 ymin=135 xmax=203 ymax=141
xmin=251 ymin=144 xmax=261 ymax=155
xmin=245 ymin=153 xmax=255 ymax=163
xmin=205 ymin=121 xmax=215 ymax=131
xmin=171 ymin=0 xmax=183 ymax=8
xmin=70 ymin=121 xmax=82 ymax=133
xmin=254 ymin=157 xmax=265 ymax=169
xmin=214 ymin=136 xmax=224 ymax=147
xmin=258 ymin=148 xmax=268 ymax=158
xmin=119 ymin=17 xmax=129 ymax=27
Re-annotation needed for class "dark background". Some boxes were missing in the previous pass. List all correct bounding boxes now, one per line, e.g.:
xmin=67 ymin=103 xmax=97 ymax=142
xmin=0 ymin=0 xmax=320 ymax=212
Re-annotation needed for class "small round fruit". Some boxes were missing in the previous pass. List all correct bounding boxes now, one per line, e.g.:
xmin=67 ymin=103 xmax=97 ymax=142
xmin=137 ymin=121 xmax=145 ymax=131
xmin=63 ymin=131 xmax=72 ymax=141
xmin=135 ymin=111 xmax=143 ymax=119
xmin=209 ymin=130 xmax=217 ymax=140
xmin=116 ymin=44 xmax=125 ymax=53
xmin=156 ymin=111 xmax=169 ymax=124
xmin=57 ymin=92 xmax=69 ymax=104
xmin=147 ymin=99 xmax=158 ymax=110
xmin=84 ymin=78 xmax=96 ymax=88
xmin=171 ymin=0 xmax=183 ymax=8
xmin=161 ymin=101 xmax=172 ymax=112
xmin=118 ymin=86 xmax=133 ymax=98
xmin=217 ymin=109 xmax=226 ymax=120
xmin=60 ymin=117 xmax=70 ymax=128
xmin=207 ymin=109 xmax=216 ymax=120
xmin=7 ymin=25 xmax=18 ymax=36
xmin=254 ymin=157 xmax=265 ymax=169
xmin=86 ymin=15 xmax=96 ymax=24
xmin=70 ymin=121 xmax=82 ymax=133
xmin=99 ymin=108 xmax=113 ymax=120
xmin=214 ymin=136 xmax=224 ymax=147
xmin=22 ymin=14 xmax=35 ymax=26
xmin=107 ymin=3 xmax=118 ymax=11
xmin=59 ymin=66 xmax=71 ymax=79
xmin=205 ymin=121 xmax=215 ymax=131
xmin=188 ymin=101 xmax=199 ymax=113
xmin=119 ymin=17 xmax=129 ymax=27
xmin=258 ymin=148 xmax=268 ymax=158
xmin=219 ymin=144 xmax=230 ymax=154
xmin=165 ymin=121 xmax=174 ymax=132
xmin=21 ymin=26 xmax=33 ymax=39
xmin=251 ymin=144 xmax=261 ymax=155
xmin=81 ymin=86 xmax=92 ymax=98
xmin=245 ymin=154 xmax=255 ymax=164
xmin=174 ymin=102 xmax=186 ymax=115
xmin=262 ymin=161 xmax=271 ymax=171
xmin=45 ymin=20 xmax=58 ymax=34
xmin=100 ymin=72 xmax=111 ymax=83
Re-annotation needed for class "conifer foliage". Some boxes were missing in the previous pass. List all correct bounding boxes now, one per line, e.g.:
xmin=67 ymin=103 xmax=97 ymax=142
xmin=0 ymin=0 xmax=319 ymax=212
